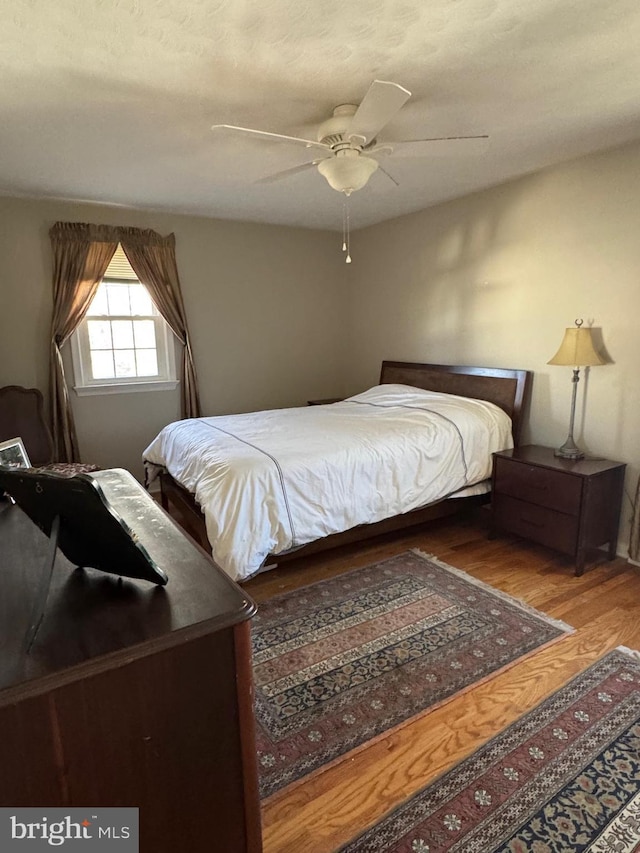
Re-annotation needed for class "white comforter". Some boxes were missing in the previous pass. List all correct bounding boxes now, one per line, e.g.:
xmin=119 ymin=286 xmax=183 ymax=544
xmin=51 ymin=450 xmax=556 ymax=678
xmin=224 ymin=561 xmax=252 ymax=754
xmin=143 ymin=384 xmax=513 ymax=581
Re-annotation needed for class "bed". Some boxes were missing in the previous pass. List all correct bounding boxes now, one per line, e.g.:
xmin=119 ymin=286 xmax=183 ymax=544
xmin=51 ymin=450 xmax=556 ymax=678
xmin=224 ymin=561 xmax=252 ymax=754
xmin=144 ymin=361 xmax=531 ymax=582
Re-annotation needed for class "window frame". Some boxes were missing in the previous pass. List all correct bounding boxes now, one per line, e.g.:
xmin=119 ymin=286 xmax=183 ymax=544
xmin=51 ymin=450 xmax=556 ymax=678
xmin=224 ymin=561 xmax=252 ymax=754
xmin=70 ymin=277 xmax=178 ymax=396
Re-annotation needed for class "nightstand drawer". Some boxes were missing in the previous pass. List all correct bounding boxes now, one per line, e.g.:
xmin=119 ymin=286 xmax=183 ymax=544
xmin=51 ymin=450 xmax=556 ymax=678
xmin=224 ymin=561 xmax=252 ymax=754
xmin=493 ymin=494 xmax=579 ymax=555
xmin=494 ymin=458 xmax=582 ymax=515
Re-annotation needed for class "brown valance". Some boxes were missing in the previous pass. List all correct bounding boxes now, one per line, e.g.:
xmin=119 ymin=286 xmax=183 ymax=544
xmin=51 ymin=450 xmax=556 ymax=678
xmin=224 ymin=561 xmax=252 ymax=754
xmin=49 ymin=222 xmax=179 ymax=246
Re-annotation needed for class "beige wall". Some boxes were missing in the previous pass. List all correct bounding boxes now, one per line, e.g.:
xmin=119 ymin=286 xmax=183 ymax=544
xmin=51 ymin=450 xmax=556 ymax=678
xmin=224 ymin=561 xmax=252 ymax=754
xmin=0 ymin=197 xmax=348 ymax=478
xmin=348 ymin=140 xmax=640 ymax=553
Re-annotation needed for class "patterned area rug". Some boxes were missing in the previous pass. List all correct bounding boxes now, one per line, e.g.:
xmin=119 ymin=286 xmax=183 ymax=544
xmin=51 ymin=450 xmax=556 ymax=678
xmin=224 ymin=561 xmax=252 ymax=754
xmin=340 ymin=647 xmax=640 ymax=853
xmin=252 ymin=550 xmax=572 ymax=800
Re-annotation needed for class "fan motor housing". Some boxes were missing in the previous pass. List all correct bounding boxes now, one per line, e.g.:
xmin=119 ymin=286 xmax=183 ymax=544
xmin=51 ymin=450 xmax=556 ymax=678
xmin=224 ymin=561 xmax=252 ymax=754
xmin=317 ymin=105 xmax=358 ymax=144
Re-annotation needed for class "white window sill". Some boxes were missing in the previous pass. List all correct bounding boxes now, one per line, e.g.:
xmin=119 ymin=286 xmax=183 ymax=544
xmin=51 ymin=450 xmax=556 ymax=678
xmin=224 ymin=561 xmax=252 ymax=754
xmin=73 ymin=380 xmax=179 ymax=397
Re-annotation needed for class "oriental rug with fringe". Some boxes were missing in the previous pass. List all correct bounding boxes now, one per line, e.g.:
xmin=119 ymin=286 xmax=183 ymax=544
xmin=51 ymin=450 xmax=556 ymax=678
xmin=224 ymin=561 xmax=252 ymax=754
xmin=252 ymin=549 xmax=572 ymax=800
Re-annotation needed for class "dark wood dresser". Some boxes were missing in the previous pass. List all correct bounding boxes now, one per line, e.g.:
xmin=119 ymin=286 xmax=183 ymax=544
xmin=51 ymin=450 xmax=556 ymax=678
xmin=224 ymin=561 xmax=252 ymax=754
xmin=491 ymin=445 xmax=626 ymax=575
xmin=0 ymin=499 xmax=261 ymax=852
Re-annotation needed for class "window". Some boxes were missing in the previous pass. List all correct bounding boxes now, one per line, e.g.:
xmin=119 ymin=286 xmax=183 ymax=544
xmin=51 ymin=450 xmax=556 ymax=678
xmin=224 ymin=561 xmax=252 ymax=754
xmin=71 ymin=246 xmax=177 ymax=395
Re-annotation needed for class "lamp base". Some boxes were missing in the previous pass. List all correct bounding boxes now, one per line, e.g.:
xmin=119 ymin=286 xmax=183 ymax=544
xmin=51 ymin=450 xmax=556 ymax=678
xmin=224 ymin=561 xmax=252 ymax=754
xmin=554 ymin=436 xmax=585 ymax=460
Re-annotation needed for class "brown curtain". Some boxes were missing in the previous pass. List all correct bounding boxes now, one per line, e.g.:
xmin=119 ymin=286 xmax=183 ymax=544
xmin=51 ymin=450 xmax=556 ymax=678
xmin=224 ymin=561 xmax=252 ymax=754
xmin=119 ymin=228 xmax=201 ymax=420
xmin=630 ymin=476 xmax=640 ymax=562
xmin=49 ymin=223 xmax=119 ymax=461
xmin=49 ymin=221 xmax=201 ymax=462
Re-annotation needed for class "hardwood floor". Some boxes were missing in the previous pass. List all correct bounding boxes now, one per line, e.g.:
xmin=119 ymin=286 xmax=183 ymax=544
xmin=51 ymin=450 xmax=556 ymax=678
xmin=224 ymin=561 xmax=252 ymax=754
xmin=244 ymin=509 xmax=640 ymax=853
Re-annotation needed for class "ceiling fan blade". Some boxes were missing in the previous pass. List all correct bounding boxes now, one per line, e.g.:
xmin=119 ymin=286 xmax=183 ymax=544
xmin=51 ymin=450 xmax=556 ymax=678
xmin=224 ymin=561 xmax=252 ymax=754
xmin=211 ymin=124 xmax=330 ymax=152
xmin=377 ymin=165 xmax=400 ymax=187
xmin=347 ymin=80 xmax=411 ymax=145
xmin=388 ymin=135 xmax=490 ymax=157
xmin=254 ymin=159 xmax=329 ymax=185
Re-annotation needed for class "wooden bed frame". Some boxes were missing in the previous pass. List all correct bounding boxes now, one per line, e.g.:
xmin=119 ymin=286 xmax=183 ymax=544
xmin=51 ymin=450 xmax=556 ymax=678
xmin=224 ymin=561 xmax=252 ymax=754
xmin=157 ymin=361 xmax=531 ymax=568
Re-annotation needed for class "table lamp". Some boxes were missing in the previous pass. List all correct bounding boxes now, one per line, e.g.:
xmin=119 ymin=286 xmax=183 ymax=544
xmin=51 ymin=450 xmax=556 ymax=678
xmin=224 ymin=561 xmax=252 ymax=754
xmin=548 ymin=319 xmax=605 ymax=459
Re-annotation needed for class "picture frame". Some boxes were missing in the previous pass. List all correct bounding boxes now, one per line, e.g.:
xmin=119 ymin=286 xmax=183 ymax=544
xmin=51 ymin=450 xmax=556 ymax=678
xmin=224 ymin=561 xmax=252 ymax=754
xmin=0 ymin=437 xmax=32 ymax=469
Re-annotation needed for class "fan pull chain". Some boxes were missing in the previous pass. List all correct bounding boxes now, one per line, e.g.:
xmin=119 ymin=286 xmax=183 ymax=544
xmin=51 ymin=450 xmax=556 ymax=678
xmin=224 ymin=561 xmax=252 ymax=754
xmin=342 ymin=203 xmax=347 ymax=253
xmin=343 ymin=198 xmax=352 ymax=264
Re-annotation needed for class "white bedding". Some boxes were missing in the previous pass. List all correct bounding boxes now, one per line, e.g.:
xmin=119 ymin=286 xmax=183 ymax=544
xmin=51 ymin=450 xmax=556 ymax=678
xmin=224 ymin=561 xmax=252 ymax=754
xmin=143 ymin=384 xmax=513 ymax=581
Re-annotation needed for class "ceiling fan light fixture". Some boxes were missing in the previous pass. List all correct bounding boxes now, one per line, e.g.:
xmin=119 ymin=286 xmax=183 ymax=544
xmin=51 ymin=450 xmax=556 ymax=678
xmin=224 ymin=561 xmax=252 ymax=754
xmin=317 ymin=151 xmax=378 ymax=195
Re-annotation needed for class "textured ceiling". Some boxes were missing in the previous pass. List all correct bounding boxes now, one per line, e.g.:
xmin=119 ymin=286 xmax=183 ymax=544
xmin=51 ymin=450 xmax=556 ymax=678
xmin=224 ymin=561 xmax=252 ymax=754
xmin=1 ymin=0 xmax=640 ymax=231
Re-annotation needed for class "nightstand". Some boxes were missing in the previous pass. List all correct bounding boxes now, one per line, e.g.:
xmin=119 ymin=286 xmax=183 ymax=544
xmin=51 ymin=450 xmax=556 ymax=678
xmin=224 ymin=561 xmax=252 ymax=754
xmin=307 ymin=397 xmax=344 ymax=405
xmin=491 ymin=445 xmax=626 ymax=576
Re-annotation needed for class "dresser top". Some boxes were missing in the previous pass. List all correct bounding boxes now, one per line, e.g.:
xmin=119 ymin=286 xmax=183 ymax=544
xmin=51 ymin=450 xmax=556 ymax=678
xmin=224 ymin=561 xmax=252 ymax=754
xmin=0 ymin=499 xmax=256 ymax=699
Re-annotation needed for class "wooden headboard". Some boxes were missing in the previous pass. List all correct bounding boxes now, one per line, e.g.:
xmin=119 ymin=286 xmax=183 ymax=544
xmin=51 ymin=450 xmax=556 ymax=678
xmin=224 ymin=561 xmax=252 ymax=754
xmin=379 ymin=361 xmax=531 ymax=446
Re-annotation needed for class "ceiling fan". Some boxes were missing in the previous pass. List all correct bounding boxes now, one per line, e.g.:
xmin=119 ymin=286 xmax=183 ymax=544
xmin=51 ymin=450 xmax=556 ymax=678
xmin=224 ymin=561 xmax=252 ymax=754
xmin=211 ymin=80 xmax=488 ymax=196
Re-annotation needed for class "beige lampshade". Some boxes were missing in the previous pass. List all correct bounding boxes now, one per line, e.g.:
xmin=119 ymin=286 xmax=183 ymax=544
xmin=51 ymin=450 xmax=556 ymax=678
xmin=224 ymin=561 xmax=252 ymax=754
xmin=548 ymin=325 xmax=605 ymax=367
